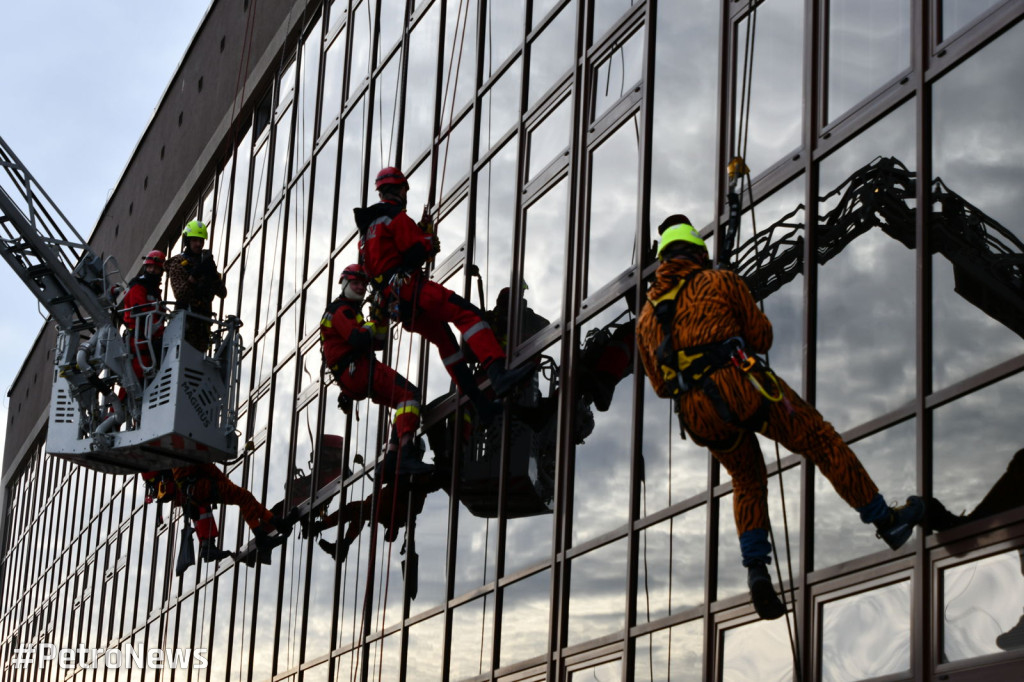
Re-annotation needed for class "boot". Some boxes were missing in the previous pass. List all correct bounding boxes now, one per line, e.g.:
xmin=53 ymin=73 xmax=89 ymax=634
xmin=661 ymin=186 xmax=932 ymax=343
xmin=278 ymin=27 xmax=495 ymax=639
xmin=747 ymin=561 xmax=786 ymax=620
xmin=486 ymin=361 xmax=534 ymax=397
xmin=921 ymin=496 xmax=966 ymax=533
xmin=380 ymin=443 xmax=434 ymax=480
xmin=997 ymin=610 xmax=1024 ymax=651
xmin=199 ymin=539 xmax=232 ymax=563
xmin=471 ymin=397 xmax=502 ymax=428
xmin=319 ymin=537 xmax=351 ymax=562
xmin=874 ymin=496 xmax=926 ymax=550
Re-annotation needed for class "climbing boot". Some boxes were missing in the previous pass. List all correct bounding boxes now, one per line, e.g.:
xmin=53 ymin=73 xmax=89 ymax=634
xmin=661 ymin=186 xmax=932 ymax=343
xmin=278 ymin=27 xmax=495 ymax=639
xmin=486 ymin=361 xmax=534 ymax=397
xmin=199 ymin=539 xmax=232 ymax=563
xmin=921 ymin=496 xmax=967 ymax=533
xmin=875 ymin=496 xmax=926 ymax=550
xmin=379 ymin=442 xmax=434 ymax=480
xmin=747 ymin=561 xmax=787 ymax=620
xmin=319 ymin=537 xmax=351 ymax=562
xmin=318 ymin=538 xmax=337 ymax=557
xmin=997 ymin=611 xmax=1024 ymax=651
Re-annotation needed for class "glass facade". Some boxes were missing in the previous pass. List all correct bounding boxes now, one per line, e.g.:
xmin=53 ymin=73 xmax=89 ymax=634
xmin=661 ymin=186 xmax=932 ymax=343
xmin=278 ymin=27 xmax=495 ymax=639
xmin=3 ymin=1 xmax=1024 ymax=680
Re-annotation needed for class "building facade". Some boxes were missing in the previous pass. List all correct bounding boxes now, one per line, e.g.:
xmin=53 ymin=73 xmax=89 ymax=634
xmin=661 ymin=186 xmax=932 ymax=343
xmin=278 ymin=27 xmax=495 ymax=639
xmin=3 ymin=0 xmax=1024 ymax=679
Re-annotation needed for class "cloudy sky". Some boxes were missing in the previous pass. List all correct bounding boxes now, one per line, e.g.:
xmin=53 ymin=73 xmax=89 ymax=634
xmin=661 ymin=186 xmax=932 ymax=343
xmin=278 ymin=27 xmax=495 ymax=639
xmin=0 ymin=1 xmax=210 ymax=466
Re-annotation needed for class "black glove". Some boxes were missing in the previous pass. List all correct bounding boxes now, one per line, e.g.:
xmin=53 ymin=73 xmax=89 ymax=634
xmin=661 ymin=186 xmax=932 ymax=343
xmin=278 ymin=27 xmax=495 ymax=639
xmin=338 ymin=393 xmax=353 ymax=414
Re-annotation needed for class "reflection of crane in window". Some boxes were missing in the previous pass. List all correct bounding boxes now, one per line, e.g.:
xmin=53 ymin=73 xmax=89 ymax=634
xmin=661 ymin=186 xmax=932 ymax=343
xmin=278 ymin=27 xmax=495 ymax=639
xmin=723 ymin=156 xmax=1024 ymax=338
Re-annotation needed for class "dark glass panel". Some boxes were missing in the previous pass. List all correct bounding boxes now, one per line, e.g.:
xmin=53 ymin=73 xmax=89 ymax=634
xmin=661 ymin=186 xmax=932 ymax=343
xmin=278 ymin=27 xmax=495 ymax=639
xmin=499 ymin=570 xmax=551 ymax=667
xmin=932 ymin=24 xmax=1024 ymax=389
xmin=650 ymin=0 xmax=718 ymax=229
xmin=586 ymin=113 xmax=640 ymax=296
xmin=528 ymin=3 xmax=576 ymax=107
xmin=814 ymin=419 xmax=915 ymax=570
xmin=820 ymin=580 xmax=911 ymax=679
xmin=567 ymin=540 xmax=627 ymax=646
xmin=636 ymin=507 xmax=707 ymax=626
xmin=826 ymin=0 xmax=909 ymax=124
xmin=816 ymin=103 xmax=915 ymax=432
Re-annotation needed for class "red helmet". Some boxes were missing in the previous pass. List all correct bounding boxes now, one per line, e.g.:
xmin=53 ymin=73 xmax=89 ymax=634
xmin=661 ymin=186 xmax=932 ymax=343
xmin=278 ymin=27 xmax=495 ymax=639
xmin=375 ymin=166 xmax=408 ymax=191
xmin=143 ymin=250 xmax=165 ymax=268
xmin=339 ymin=263 xmax=367 ymax=284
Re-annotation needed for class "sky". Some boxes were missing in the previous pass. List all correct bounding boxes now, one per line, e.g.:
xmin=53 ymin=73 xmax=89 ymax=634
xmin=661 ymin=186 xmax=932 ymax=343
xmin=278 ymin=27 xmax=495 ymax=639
xmin=0 ymin=1 xmax=211 ymax=472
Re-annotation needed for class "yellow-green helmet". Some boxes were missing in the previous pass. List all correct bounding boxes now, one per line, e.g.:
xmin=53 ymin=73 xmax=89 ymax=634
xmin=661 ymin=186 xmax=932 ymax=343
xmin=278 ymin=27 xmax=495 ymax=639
xmin=183 ymin=220 xmax=208 ymax=240
xmin=656 ymin=218 xmax=705 ymax=260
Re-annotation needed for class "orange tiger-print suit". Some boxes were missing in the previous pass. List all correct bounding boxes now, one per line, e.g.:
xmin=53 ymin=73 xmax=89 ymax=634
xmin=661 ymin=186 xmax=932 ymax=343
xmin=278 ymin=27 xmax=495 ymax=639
xmin=636 ymin=257 xmax=879 ymax=539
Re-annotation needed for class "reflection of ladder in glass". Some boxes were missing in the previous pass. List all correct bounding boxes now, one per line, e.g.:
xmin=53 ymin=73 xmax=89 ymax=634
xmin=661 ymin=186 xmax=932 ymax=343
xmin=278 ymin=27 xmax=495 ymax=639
xmin=1 ymin=133 xmax=244 ymax=474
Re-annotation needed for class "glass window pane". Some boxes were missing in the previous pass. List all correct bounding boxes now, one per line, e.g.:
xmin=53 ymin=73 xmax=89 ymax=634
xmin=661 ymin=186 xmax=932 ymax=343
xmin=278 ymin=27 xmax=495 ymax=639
xmin=450 ymin=595 xmax=495 ymax=679
xmin=349 ymin=1 xmax=373 ymax=101
xmin=650 ymin=0 xmax=718 ymax=230
xmin=371 ymin=55 xmax=401 ymax=169
xmin=941 ymin=0 xmax=1003 ymax=40
xmin=568 ymin=540 xmax=627 ymax=646
xmin=932 ymin=24 xmax=1024 ymax=390
xmin=528 ymin=96 xmax=572 ymax=180
xmin=720 ymin=617 xmax=794 ymax=681
xmin=943 ymin=549 xmax=1024 ymax=661
xmin=443 ymin=0 xmax=478 ymax=115
xmin=310 ymin=131 xmax=339 ymax=274
xmin=820 ymin=581 xmax=911 ymax=680
xmin=406 ymin=614 xmax=445 ymax=680
xmin=485 ymin=0 xmax=525 ymax=77
xmin=521 ymin=180 xmax=568 ymax=339
xmin=377 ymin=0 xmax=405 ymax=59
xmin=640 ymin=380 xmax=708 ymax=515
xmin=593 ymin=0 xmax=635 ymax=42
xmin=587 ymin=114 xmax=640 ymax=296
xmin=592 ymin=29 xmax=644 ymax=121
xmin=480 ymin=59 xmax=522 ymax=153
xmin=409 ymin=484 xmax=450 ymax=617
xmin=733 ymin=0 xmax=803 ymax=176
xmin=568 ymin=659 xmax=621 ymax=680
xmin=816 ymin=103 xmax=915 ymax=432
xmin=438 ymin=115 xmax=473 ymax=202
xmin=573 ymin=304 xmax=634 ymax=544
xmin=636 ymin=507 xmax=707 ymax=626
xmin=284 ymin=169 xmax=309 ymax=301
xmin=404 ymin=3 xmax=440 ymax=163
xmin=500 ymin=571 xmax=551 ymax=667
xmin=528 ymin=4 xmax=576 ymax=107
xmin=271 ymin=105 xmax=294 ymax=199
xmin=633 ymin=620 xmax=704 ymax=682
xmin=827 ymin=0 xmax=910 ymax=124
xmin=933 ymin=374 xmax=1024 ymax=522
xmin=814 ymin=420 xmax=916 ymax=570
xmin=475 ymin=139 xmax=518 ymax=318
xmin=321 ymin=29 xmax=346 ymax=131
xmin=295 ymin=18 xmax=323 ymax=169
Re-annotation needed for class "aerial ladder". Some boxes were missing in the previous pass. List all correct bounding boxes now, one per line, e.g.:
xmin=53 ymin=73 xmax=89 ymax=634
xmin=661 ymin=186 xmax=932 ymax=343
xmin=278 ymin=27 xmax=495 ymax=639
xmin=0 ymin=134 xmax=243 ymax=475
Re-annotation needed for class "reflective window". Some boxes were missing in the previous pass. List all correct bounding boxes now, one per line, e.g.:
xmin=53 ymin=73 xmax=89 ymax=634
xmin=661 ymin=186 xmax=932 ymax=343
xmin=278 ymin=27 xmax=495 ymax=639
xmin=528 ymin=96 xmax=572 ymax=180
xmin=814 ymin=419 xmax=916 ymax=570
xmin=339 ymin=98 xmax=369 ymax=236
xmin=941 ymin=0 xmax=1004 ymax=40
xmin=443 ymin=0 xmax=478 ymax=116
xmin=500 ymin=570 xmax=551 ymax=666
xmin=586 ymin=113 xmax=640 ymax=296
xmin=636 ymin=507 xmax=707 ymax=626
xmin=933 ymin=374 xmax=1024 ymax=522
xmin=573 ymin=304 xmax=634 ymax=544
xmin=733 ymin=0 xmax=804 ymax=176
xmin=474 ymin=139 xmax=518 ymax=330
xmin=370 ymin=55 xmax=401 ymax=170
xmin=485 ymin=0 xmax=525 ymax=77
xmin=348 ymin=1 xmax=373 ymax=101
xmin=521 ymin=180 xmax=569 ymax=338
xmin=943 ymin=548 xmax=1024 ymax=660
xmin=640 ymin=382 xmax=708 ymax=515
xmin=321 ymin=29 xmax=346 ymax=130
xmin=592 ymin=29 xmax=644 ymax=122
xmin=271 ymin=104 xmax=294 ymax=199
xmin=720 ymin=616 xmax=794 ymax=681
xmin=568 ymin=659 xmax=621 ymax=680
xmin=228 ymin=127 xmax=253 ymax=262
xmin=404 ymin=3 xmax=440 ymax=163
xmin=406 ymin=614 xmax=445 ymax=679
xmin=283 ymin=169 xmax=310 ymax=302
xmin=295 ymin=17 xmax=323 ymax=170
xmin=593 ymin=0 xmax=635 ymax=42
xmin=409 ymin=482 xmax=450 ymax=617
xmin=438 ymin=115 xmax=473 ymax=202
xmin=820 ymin=581 xmax=911 ymax=680
xmin=932 ymin=23 xmax=1024 ymax=390
xmin=827 ymin=0 xmax=910 ymax=124
xmin=450 ymin=596 xmax=495 ymax=679
xmin=650 ymin=0 xmax=718 ymax=230
xmin=310 ymin=131 xmax=339 ymax=275
xmin=377 ymin=0 xmax=406 ymax=60
xmin=480 ymin=59 xmax=522 ymax=153
xmin=817 ymin=102 xmax=916 ymax=431
xmin=567 ymin=540 xmax=627 ymax=646
xmin=528 ymin=3 xmax=576 ymax=107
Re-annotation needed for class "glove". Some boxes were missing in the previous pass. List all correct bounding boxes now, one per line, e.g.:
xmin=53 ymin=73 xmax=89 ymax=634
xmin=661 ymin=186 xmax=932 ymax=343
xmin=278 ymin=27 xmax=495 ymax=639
xmin=429 ymin=233 xmax=441 ymax=258
xmin=337 ymin=393 xmax=353 ymax=414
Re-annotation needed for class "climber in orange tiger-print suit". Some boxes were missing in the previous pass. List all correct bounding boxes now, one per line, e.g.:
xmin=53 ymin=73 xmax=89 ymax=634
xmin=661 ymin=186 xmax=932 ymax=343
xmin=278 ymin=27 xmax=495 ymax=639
xmin=636 ymin=214 xmax=926 ymax=621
